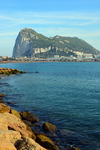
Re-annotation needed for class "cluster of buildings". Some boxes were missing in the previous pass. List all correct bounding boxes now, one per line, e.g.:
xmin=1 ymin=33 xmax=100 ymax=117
xmin=1 ymin=51 xmax=100 ymax=62
xmin=33 ymin=51 xmax=100 ymax=62
xmin=0 ymin=56 xmax=11 ymax=62
xmin=46 ymin=54 xmax=100 ymax=62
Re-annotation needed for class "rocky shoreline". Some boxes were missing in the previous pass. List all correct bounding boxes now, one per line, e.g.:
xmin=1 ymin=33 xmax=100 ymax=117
xmin=0 ymin=67 xmax=27 ymax=76
xmin=0 ymin=68 xmax=82 ymax=150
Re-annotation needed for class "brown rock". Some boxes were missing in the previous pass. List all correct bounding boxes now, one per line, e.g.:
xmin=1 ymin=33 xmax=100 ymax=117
xmin=0 ymin=120 xmax=8 ymax=130
xmin=0 ymin=140 xmax=16 ymax=150
xmin=23 ymin=120 xmax=32 ymax=126
xmin=24 ymin=123 xmax=36 ymax=140
xmin=0 ymin=93 xmax=5 ymax=97
xmin=0 ymin=68 xmax=26 ymax=75
xmin=42 ymin=122 xmax=57 ymax=133
xmin=0 ymin=130 xmax=21 ymax=147
xmin=0 ymin=113 xmax=33 ymax=138
xmin=2 ymin=112 xmax=26 ymax=128
xmin=18 ymin=137 xmax=47 ymax=150
xmin=10 ymin=109 xmax=22 ymax=119
xmin=36 ymin=134 xmax=60 ymax=150
xmin=8 ymin=123 xmax=33 ymax=138
xmin=0 ymin=103 xmax=10 ymax=113
xmin=20 ymin=111 xmax=39 ymax=122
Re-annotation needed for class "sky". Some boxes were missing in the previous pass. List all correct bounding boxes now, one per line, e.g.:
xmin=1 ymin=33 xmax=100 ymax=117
xmin=0 ymin=0 xmax=100 ymax=57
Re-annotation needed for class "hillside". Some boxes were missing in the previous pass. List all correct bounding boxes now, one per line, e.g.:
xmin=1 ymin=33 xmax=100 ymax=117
xmin=12 ymin=28 xmax=100 ymax=58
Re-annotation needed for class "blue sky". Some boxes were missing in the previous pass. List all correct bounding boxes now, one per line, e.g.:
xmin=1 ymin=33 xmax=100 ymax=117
xmin=0 ymin=0 xmax=100 ymax=56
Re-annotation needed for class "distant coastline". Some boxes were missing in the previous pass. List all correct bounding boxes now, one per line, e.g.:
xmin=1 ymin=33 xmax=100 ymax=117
xmin=1 ymin=59 xmax=100 ymax=64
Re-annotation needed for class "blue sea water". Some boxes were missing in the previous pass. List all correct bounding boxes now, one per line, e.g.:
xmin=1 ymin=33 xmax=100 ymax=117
xmin=0 ymin=62 xmax=100 ymax=149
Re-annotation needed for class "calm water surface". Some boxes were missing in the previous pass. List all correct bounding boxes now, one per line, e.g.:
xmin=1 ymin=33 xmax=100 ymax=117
xmin=0 ymin=62 xmax=100 ymax=149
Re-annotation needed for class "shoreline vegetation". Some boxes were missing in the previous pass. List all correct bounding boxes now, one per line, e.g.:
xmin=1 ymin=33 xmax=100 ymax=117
xmin=0 ymin=68 xmax=83 ymax=150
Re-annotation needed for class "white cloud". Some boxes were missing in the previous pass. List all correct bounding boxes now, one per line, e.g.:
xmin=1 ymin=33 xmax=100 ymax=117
xmin=0 ymin=11 xmax=100 ymax=27
xmin=0 ymin=32 xmax=17 ymax=36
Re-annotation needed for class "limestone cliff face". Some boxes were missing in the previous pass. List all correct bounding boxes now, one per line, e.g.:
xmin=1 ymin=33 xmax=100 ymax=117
xmin=12 ymin=28 xmax=100 ymax=58
xmin=12 ymin=28 xmax=52 ymax=58
xmin=12 ymin=28 xmax=35 ymax=58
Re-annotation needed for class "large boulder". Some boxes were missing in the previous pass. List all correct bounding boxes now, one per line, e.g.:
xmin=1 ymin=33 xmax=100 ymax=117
xmin=0 ymin=113 xmax=33 ymax=138
xmin=23 ymin=120 xmax=32 ymax=126
xmin=36 ymin=134 xmax=60 ymax=150
xmin=42 ymin=122 xmax=57 ymax=133
xmin=0 ymin=119 xmax=8 ymax=130
xmin=0 ymin=140 xmax=16 ymax=150
xmin=18 ymin=137 xmax=47 ymax=150
xmin=10 ymin=109 xmax=22 ymax=119
xmin=0 ymin=103 xmax=10 ymax=113
xmin=20 ymin=111 xmax=39 ymax=123
xmin=0 ymin=130 xmax=21 ymax=147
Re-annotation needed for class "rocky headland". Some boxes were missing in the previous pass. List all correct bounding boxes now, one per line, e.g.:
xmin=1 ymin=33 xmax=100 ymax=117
xmin=0 ymin=68 xmax=82 ymax=150
xmin=12 ymin=28 xmax=99 ymax=59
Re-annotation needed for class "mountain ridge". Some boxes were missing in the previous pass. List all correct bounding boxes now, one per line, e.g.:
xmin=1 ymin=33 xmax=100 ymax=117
xmin=12 ymin=28 xmax=100 ymax=58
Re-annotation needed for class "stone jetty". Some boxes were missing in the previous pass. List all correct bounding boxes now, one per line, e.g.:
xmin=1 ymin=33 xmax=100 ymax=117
xmin=0 ymin=67 xmax=27 ymax=76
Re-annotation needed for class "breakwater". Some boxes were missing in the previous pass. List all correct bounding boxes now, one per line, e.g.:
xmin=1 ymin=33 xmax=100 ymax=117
xmin=0 ymin=67 xmax=27 ymax=75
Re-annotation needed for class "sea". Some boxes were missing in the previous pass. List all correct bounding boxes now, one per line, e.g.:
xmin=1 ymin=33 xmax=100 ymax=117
xmin=0 ymin=62 xmax=100 ymax=150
